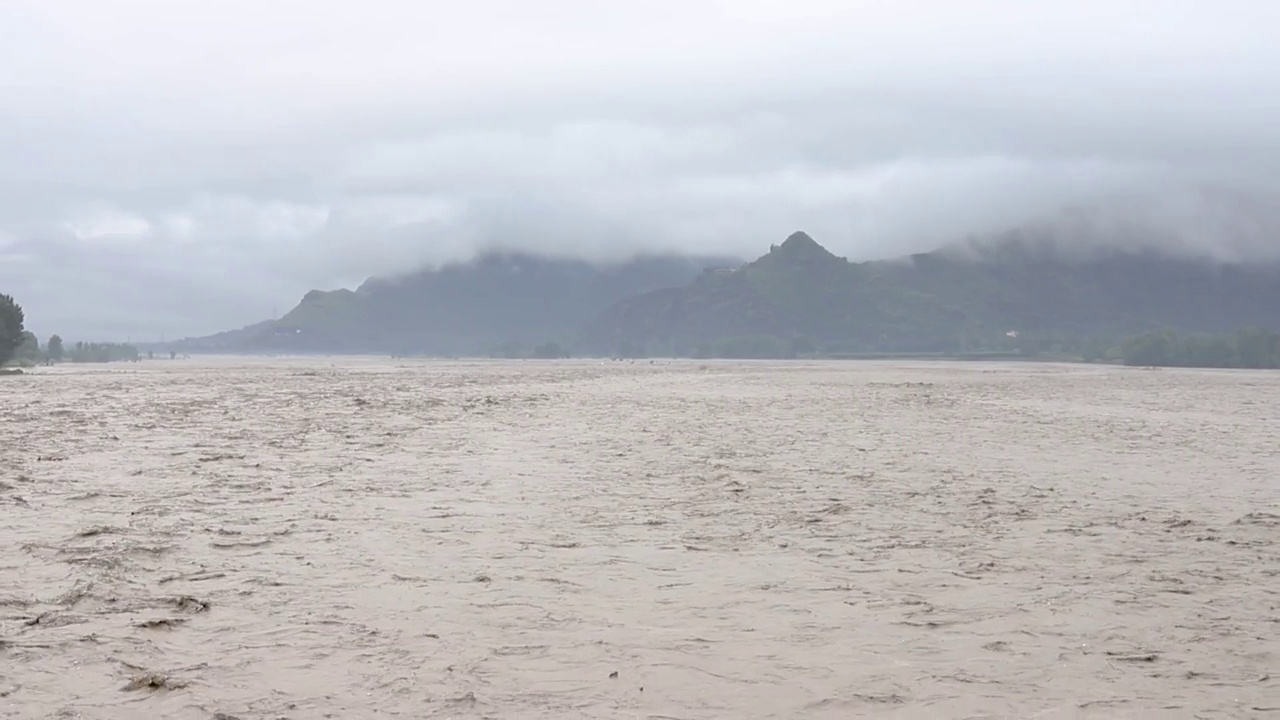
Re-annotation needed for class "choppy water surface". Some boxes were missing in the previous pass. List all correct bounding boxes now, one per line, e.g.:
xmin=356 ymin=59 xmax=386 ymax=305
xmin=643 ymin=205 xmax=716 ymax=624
xmin=2 ymin=358 xmax=1276 ymax=718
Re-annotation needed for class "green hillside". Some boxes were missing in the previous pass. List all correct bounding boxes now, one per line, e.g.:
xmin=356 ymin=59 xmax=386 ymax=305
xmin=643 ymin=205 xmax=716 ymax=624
xmin=578 ymin=231 xmax=1280 ymax=358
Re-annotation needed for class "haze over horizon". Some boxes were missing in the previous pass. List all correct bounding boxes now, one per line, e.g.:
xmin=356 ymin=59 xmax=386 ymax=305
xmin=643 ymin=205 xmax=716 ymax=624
xmin=3 ymin=0 xmax=1280 ymax=340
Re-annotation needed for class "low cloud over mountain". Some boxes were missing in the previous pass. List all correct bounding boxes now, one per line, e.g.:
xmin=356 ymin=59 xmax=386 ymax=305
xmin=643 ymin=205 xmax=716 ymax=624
xmin=3 ymin=1 xmax=1279 ymax=339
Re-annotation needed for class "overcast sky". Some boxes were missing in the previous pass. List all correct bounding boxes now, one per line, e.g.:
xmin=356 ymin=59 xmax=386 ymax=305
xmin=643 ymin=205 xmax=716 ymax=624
xmin=3 ymin=0 xmax=1279 ymax=340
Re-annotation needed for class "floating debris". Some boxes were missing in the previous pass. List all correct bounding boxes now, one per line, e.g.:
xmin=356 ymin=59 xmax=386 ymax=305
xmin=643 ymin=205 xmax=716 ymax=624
xmin=121 ymin=673 xmax=188 ymax=692
xmin=135 ymin=617 xmax=188 ymax=630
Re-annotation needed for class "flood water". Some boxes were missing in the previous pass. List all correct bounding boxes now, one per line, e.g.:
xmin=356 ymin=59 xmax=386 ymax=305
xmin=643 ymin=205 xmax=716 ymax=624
xmin=2 ymin=357 xmax=1276 ymax=719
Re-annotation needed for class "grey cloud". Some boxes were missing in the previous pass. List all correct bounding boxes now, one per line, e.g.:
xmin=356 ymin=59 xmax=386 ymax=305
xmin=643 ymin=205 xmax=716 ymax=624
xmin=2 ymin=1 xmax=1279 ymax=339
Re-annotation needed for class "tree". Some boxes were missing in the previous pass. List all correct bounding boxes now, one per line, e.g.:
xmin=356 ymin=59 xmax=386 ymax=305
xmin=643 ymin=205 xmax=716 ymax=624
xmin=66 ymin=342 xmax=141 ymax=364
xmin=0 ymin=294 xmax=24 ymax=366
xmin=532 ymin=341 xmax=567 ymax=359
xmin=1121 ymin=329 xmax=1176 ymax=367
xmin=15 ymin=332 xmax=40 ymax=364
xmin=1118 ymin=327 xmax=1280 ymax=369
xmin=47 ymin=335 xmax=64 ymax=362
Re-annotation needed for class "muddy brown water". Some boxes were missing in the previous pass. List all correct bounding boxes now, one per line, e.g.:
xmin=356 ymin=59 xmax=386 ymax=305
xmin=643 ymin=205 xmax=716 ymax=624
xmin=1 ymin=357 xmax=1276 ymax=719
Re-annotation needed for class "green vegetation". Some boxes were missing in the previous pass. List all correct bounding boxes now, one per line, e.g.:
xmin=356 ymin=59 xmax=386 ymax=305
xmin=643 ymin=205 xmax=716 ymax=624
xmin=277 ymin=289 xmax=368 ymax=337
xmin=84 ymin=230 xmax=1280 ymax=363
xmin=0 ymin=293 xmax=23 ymax=366
xmin=612 ymin=327 xmax=1280 ymax=368
xmin=13 ymin=331 xmax=40 ymax=365
xmin=580 ymin=231 xmax=1280 ymax=359
xmin=485 ymin=340 xmax=572 ymax=359
xmin=0 ymin=295 xmax=140 ymax=367
xmin=1118 ymin=328 xmax=1280 ymax=369
xmin=532 ymin=341 xmax=568 ymax=359
xmin=169 ymin=252 xmax=733 ymax=355
xmin=47 ymin=334 xmax=64 ymax=362
xmin=67 ymin=341 xmax=141 ymax=364
xmin=689 ymin=335 xmax=819 ymax=359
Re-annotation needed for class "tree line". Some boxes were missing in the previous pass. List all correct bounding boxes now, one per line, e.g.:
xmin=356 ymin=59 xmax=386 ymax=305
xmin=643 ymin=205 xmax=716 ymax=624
xmin=1118 ymin=328 xmax=1280 ymax=369
xmin=1 ymin=294 xmax=140 ymax=368
xmin=609 ymin=328 xmax=1280 ymax=368
xmin=485 ymin=328 xmax=1280 ymax=366
xmin=4 ymin=289 xmax=1278 ymax=370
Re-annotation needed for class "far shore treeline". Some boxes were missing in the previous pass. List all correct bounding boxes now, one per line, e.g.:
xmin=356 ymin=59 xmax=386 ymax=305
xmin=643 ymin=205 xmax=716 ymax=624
xmin=3 ymin=291 xmax=1278 ymax=372
xmin=476 ymin=327 xmax=1280 ymax=369
xmin=1 ymin=293 xmax=141 ymax=370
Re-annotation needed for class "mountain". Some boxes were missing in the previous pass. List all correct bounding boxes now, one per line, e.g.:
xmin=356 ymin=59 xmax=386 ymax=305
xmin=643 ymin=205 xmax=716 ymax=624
xmin=577 ymin=231 xmax=1280 ymax=357
xmin=174 ymin=227 xmax=1280 ymax=359
xmin=169 ymin=251 xmax=738 ymax=355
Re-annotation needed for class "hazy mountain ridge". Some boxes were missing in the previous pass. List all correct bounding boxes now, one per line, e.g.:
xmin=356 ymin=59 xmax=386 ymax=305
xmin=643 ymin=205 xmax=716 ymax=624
xmin=169 ymin=251 xmax=739 ymax=354
xmin=171 ymin=224 xmax=1280 ymax=358
xmin=578 ymin=231 xmax=1280 ymax=357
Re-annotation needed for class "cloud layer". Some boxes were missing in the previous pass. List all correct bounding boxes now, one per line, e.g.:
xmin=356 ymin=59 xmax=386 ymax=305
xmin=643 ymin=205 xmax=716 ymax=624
xmin=3 ymin=0 xmax=1279 ymax=339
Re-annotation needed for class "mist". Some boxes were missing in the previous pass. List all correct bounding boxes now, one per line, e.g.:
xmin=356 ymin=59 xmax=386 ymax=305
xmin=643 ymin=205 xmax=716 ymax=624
xmin=3 ymin=0 xmax=1280 ymax=340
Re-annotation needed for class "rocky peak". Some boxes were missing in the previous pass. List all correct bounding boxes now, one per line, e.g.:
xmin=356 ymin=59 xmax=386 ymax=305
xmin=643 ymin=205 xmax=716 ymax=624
xmin=767 ymin=231 xmax=842 ymax=264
